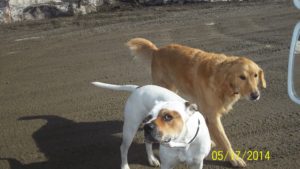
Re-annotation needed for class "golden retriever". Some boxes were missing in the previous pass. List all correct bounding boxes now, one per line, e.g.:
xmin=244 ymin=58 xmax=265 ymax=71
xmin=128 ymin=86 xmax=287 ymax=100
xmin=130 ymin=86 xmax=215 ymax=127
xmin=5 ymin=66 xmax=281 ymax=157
xmin=127 ymin=38 xmax=266 ymax=167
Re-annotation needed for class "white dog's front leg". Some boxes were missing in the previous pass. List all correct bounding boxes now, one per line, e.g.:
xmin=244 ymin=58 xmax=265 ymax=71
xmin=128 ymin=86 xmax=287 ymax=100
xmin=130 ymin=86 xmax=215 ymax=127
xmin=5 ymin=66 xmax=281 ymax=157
xmin=160 ymin=161 xmax=176 ymax=169
xmin=145 ymin=143 xmax=160 ymax=167
xmin=160 ymin=148 xmax=177 ymax=169
xmin=160 ymin=162 xmax=173 ymax=169
xmin=190 ymin=159 xmax=204 ymax=169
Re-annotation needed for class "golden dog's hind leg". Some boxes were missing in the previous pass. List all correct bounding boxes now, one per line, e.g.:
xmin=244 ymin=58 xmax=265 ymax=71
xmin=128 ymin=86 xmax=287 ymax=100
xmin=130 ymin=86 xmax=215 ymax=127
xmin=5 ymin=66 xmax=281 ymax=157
xmin=207 ymin=115 xmax=246 ymax=168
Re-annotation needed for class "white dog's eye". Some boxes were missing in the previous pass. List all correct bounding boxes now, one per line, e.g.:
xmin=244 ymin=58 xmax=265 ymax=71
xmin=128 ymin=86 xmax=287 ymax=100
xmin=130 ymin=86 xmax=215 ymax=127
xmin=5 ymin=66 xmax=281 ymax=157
xmin=163 ymin=114 xmax=173 ymax=122
xmin=254 ymin=73 xmax=258 ymax=78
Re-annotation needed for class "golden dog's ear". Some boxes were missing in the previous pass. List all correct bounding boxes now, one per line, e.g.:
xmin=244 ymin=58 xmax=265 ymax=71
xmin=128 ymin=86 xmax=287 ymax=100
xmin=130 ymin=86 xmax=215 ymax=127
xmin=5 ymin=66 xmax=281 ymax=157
xmin=259 ymin=69 xmax=266 ymax=88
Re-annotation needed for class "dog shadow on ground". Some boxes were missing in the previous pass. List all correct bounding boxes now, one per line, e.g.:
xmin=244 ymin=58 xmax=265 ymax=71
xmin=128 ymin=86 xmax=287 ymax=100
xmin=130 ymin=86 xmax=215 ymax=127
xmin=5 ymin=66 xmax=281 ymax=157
xmin=1 ymin=115 xmax=149 ymax=169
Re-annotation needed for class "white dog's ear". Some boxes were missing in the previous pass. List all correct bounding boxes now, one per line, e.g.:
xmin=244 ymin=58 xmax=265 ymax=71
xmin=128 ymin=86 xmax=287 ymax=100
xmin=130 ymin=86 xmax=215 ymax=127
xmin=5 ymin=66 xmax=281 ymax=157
xmin=185 ymin=102 xmax=198 ymax=115
xmin=143 ymin=114 xmax=153 ymax=124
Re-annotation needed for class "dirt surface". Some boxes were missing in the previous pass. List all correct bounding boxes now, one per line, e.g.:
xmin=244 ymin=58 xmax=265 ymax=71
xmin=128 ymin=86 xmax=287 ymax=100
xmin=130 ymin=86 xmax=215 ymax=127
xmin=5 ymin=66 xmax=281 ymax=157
xmin=0 ymin=1 xmax=300 ymax=169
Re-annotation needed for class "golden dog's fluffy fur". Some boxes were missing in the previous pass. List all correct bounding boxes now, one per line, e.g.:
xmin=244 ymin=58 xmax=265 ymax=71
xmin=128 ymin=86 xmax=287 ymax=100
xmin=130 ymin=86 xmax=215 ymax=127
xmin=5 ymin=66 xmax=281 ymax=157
xmin=127 ymin=38 xmax=266 ymax=167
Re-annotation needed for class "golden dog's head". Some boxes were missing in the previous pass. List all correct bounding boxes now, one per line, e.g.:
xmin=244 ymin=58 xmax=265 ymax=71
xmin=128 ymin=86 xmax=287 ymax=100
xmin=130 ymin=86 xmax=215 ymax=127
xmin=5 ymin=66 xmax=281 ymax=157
xmin=224 ymin=57 xmax=266 ymax=101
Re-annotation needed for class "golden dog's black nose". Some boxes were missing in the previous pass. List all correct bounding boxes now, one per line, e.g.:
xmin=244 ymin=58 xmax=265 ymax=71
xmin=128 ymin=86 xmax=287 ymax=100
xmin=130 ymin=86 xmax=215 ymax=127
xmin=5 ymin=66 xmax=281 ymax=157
xmin=250 ymin=92 xmax=260 ymax=100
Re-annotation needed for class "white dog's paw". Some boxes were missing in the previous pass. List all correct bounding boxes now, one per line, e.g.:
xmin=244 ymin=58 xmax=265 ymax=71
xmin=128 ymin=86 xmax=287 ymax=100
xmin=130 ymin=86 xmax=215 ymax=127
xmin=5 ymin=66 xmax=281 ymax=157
xmin=121 ymin=164 xmax=130 ymax=169
xmin=148 ymin=156 xmax=160 ymax=167
xmin=230 ymin=156 xmax=247 ymax=168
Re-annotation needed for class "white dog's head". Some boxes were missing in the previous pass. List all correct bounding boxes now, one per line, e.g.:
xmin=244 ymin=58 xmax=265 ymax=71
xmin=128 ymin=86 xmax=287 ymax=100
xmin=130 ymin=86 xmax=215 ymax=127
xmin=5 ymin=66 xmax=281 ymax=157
xmin=143 ymin=101 xmax=198 ymax=144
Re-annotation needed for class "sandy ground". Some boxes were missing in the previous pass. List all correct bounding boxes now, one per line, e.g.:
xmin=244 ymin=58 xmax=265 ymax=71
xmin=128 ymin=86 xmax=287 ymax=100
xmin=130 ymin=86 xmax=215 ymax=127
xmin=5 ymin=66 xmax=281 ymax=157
xmin=0 ymin=1 xmax=300 ymax=169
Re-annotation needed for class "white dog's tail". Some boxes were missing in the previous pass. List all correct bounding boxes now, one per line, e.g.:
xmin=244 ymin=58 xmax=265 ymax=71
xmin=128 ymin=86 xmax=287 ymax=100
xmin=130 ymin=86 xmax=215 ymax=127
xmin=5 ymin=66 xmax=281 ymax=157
xmin=91 ymin=82 xmax=138 ymax=92
xmin=126 ymin=38 xmax=158 ymax=63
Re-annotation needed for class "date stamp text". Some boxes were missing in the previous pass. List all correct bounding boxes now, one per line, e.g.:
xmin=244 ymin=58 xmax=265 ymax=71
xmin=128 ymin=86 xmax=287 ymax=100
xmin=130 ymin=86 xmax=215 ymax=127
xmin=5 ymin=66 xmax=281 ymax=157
xmin=211 ymin=150 xmax=271 ymax=161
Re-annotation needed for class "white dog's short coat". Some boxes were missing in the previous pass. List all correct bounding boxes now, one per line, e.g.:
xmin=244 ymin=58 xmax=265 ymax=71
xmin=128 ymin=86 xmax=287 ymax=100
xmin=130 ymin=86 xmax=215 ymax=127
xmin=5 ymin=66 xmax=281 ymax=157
xmin=92 ymin=82 xmax=211 ymax=169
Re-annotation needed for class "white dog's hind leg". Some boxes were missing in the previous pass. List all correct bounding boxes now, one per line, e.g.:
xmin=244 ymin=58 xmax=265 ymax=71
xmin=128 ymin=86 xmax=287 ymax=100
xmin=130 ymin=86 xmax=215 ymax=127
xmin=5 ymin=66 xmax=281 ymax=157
xmin=120 ymin=121 xmax=139 ymax=169
xmin=145 ymin=143 xmax=160 ymax=167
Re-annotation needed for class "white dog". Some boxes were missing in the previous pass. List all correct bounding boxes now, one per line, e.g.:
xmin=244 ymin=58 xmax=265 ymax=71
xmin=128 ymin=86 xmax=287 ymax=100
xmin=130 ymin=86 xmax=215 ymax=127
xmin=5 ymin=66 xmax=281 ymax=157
xmin=92 ymin=82 xmax=211 ymax=169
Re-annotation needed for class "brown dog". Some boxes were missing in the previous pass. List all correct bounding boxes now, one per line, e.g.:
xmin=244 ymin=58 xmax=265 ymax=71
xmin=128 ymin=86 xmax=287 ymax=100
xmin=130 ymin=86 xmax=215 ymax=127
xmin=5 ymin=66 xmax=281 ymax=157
xmin=127 ymin=38 xmax=266 ymax=167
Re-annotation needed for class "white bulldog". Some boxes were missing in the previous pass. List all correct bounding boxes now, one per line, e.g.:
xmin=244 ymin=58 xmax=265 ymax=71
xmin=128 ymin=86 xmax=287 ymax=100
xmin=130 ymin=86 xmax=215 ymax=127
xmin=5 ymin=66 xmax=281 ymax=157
xmin=92 ymin=82 xmax=211 ymax=169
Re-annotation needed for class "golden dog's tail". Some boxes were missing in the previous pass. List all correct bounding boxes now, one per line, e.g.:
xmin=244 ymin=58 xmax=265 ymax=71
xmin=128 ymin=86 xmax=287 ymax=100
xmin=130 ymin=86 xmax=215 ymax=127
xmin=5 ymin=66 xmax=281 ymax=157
xmin=126 ymin=38 xmax=158 ymax=62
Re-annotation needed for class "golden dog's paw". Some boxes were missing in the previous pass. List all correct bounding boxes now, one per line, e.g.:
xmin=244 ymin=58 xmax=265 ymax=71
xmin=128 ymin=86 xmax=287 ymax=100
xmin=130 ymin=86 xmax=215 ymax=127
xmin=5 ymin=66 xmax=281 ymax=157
xmin=230 ymin=156 xmax=247 ymax=168
xmin=211 ymin=140 xmax=216 ymax=148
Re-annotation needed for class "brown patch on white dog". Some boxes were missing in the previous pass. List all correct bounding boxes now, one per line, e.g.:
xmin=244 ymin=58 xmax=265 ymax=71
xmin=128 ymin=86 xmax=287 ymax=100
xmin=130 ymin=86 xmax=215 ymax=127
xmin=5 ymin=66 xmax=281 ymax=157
xmin=153 ymin=109 xmax=184 ymax=139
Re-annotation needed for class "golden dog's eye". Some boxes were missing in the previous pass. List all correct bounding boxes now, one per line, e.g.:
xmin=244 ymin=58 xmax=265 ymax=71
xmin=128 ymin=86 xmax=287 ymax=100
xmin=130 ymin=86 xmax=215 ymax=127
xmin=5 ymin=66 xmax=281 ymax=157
xmin=163 ymin=114 xmax=173 ymax=122
xmin=254 ymin=73 xmax=258 ymax=77
xmin=239 ymin=75 xmax=246 ymax=80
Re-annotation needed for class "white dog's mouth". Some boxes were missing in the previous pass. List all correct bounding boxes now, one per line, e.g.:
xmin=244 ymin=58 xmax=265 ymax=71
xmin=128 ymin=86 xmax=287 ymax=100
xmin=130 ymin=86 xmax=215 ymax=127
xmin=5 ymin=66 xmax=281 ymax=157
xmin=144 ymin=132 xmax=159 ymax=143
xmin=144 ymin=123 xmax=159 ymax=143
xmin=144 ymin=131 xmax=173 ymax=144
xmin=160 ymin=137 xmax=172 ymax=144
xmin=143 ymin=123 xmax=173 ymax=143
xmin=144 ymin=133 xmax=172 ymax=144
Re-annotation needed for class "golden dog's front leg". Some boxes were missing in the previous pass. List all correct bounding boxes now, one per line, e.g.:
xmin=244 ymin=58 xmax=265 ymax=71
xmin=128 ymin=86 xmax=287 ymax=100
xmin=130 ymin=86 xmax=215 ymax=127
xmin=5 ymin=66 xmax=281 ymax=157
xmin=207 ymin=115 xmax=246 ymax=168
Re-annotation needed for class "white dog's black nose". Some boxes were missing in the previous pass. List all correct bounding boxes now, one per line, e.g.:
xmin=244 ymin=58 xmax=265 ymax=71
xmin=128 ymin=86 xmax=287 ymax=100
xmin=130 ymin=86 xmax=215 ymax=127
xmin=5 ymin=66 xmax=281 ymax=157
xmin=250 ymin=92 xmax=260 ymax=100
xmin=144 ymin=123 xmax=156 ymax=133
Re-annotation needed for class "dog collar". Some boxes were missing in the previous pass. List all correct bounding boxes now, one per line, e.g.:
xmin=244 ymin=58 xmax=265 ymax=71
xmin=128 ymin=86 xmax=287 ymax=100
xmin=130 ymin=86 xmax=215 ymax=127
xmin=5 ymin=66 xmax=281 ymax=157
xmin=187 ymin=119 xmax=200 ymax=144
xmin=163 ymin=118 xmax=201 ymax=148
